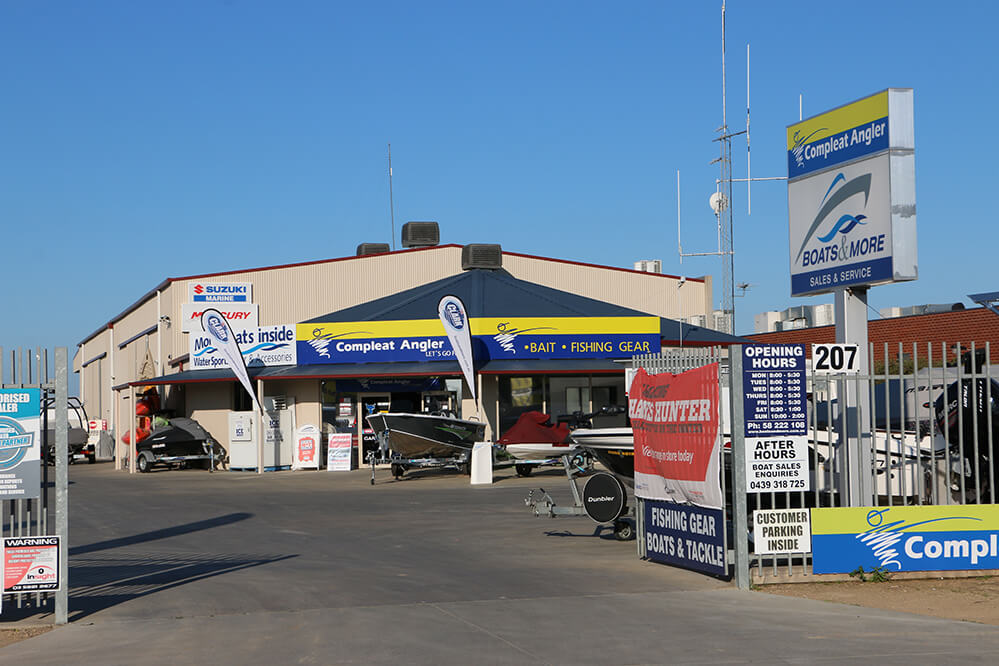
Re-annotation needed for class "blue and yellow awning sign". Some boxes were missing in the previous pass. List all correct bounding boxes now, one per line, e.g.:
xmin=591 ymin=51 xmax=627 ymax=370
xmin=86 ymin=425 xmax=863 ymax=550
xmin=811 ymin=505 xmax=999 ymax=574
xmin=787 ymin=90 xmax=889 ymax=180
xmin=296 ymin=316 xmax=660 ymax=365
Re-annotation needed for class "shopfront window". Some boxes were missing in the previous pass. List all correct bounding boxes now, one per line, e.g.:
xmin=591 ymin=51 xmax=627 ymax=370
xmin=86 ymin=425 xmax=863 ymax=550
xmin=497 ymin=376 xmax=545 ymax=437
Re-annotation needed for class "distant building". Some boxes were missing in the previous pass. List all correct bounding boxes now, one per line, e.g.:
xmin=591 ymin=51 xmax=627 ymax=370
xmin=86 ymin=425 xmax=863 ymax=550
xmin=633 ymin=259 xmax=662 ymax=274
xmin=754 ymin=304 xmax=834 ymax=333
xmin=749 ymin=307 xmax=999 ymax=365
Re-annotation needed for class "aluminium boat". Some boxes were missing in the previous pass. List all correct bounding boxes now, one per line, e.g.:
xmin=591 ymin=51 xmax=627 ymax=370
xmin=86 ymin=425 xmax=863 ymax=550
xmin=365 ymin=412 xmax=486 ymax=459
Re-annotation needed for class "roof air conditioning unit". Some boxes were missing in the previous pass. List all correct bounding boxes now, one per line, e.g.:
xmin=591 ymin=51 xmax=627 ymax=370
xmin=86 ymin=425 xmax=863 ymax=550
xmin=461 ymin=244 xmax=503 ymax=270
xmin=356 ymin=243 xmax=390 ymax=256
xmin=400 ymin=221 xmax=440 ymax=248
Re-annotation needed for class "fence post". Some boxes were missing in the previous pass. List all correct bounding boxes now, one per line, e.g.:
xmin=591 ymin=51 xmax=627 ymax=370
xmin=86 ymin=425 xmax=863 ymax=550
xmin=55 ymin=348 xmax=68 ymax=624
xmin=730 ymin=351 xmax=750 ymax=589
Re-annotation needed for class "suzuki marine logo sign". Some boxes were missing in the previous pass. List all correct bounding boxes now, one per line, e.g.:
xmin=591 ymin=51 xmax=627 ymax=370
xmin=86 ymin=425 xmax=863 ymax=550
xmin=188 ymin=282 xmax=252 ymax=303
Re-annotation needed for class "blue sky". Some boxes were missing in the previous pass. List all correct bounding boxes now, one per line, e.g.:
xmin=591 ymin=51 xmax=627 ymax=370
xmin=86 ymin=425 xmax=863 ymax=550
xmin=2 ymin=1 xmax=995 ymax=373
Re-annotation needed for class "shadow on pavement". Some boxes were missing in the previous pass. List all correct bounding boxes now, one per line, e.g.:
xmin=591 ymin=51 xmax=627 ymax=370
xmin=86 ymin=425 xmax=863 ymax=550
xmin=70 ymin=513 xmax=254 ymax=556
xmin=68 ymin=550 xmax=297 ymax=621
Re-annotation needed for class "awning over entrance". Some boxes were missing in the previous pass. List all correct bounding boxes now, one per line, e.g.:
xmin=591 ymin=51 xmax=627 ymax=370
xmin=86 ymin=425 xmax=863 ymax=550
xmin=132 ymin=358 xmax=629 ymax=386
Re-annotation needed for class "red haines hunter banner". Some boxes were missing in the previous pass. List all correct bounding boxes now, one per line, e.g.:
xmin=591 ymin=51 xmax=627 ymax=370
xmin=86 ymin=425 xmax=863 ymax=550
xmin=631 ymin=364 xmax=722 ymax=509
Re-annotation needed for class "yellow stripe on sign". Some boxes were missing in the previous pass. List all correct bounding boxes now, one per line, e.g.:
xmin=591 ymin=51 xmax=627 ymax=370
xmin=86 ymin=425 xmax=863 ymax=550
xmin=787 ymin=90 xmax=888 ymax=150
xmin=297 ymin=316 xmax=660 ymax=341
xmin=811 ymin=505 xmax=999 ymax=536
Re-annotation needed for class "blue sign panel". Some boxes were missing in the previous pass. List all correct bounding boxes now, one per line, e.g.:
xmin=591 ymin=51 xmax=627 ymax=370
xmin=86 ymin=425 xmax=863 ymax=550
xmin=742 ymin=345 xmax=807 ymax=437
xmin=643 ymin=500 xmax=726 ymax=576
xmin=812 ymin=506 xmax=999 ymax=574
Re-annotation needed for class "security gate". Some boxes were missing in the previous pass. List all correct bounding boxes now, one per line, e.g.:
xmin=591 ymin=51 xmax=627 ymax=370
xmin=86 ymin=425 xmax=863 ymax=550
xmin=1 ymin=347 xmax=70 ymax=623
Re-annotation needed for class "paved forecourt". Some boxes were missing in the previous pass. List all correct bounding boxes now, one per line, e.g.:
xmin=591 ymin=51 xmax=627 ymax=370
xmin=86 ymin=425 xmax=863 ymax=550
xmin=3 ymin=464 xmax=999 ymax=664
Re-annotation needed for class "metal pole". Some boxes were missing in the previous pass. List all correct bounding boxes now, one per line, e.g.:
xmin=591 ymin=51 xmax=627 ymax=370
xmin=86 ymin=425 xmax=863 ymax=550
xmin=730 ymin=350 xmax=750 ymax=589
xmin=55 ymin=348 xmax=68 ymax=624
xmin=257 ymin=379 xmax=265 ymax=474
xmin=834 ymin=287 xmax=873 ymax=505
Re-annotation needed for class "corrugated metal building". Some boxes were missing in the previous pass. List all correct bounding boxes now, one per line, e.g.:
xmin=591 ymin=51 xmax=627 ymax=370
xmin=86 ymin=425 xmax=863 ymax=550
xmin=75 ymin=239 xmax=721 ymax=470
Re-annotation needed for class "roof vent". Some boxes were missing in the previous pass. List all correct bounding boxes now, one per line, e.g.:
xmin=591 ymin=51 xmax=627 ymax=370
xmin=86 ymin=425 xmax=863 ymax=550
xmin=356 ymin=243 xmax=390 ymax=256
xmin=401 ymin=221 xmax=440 ymax=248
xmin=462 ymin=244 xmax=503 ymax=270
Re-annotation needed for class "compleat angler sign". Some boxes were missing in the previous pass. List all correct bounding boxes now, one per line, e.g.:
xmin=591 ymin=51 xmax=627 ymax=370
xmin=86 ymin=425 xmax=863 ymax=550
xmin=188 ymin=282 xmax=252 ymax=303
xmin=787 ymin=89 xmax=889 ymax=180
xmin=812 ymin=505 xmax=999 ymax=574
xmin=190 ymin=324 xmax=297 ymax=369
xmin=786 ymin=88 xmax=916 ymax=297
xmin=0 ymin=389 xmax=40 ymax=501
xmin=643 ymin=500 xmax=725 ymax=576
xmin=296 ymin=316 xmax=660 ymax=364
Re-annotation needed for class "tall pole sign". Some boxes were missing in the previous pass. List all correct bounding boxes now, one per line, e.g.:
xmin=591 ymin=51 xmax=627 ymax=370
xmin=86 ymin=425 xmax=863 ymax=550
xmin=786 ymin=88 xmax=917 ymax=506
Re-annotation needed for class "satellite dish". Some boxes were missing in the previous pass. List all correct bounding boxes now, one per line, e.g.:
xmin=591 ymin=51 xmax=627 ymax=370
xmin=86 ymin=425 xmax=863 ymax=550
xmin=709 ymin=191 xmax=727 ymax=214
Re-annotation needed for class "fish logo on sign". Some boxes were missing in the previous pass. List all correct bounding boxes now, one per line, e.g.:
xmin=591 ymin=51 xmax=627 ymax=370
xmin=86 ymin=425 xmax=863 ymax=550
xmin=794 ymin=171 xmax=872 ymax=264
xmin=0 ymin=417 xmax=33 ymax=470
xmin=790 ymin=127 xmax=828 ymax=169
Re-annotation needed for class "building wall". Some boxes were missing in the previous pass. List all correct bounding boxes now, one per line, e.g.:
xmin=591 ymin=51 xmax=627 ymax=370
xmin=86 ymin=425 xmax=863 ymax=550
xmin=749 ymin=308 xmax=999 ymax=364
xmin=78 ymin=245 xmax=719 ymax=442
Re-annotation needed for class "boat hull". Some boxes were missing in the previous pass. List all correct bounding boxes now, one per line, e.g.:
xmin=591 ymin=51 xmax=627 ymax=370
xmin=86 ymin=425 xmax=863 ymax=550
xmin=570 ymin=427 xmax=634 ymax=485
xmin=504 ymin=442 xmax=576 ymax=461
xmin=366 ymin=413 xmax=486 ymax=459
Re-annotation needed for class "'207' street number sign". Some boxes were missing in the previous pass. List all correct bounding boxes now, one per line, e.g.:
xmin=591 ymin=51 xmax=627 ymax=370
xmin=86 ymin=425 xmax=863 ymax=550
xmin=811 ymin=344 xmax=860 ymax=375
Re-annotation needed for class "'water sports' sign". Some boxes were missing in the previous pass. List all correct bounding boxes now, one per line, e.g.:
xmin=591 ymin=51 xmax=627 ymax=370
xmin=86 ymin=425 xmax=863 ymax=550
xmin=190 ymin=324 xmax=297 ymax=369
xmin=0 ymin=389 xmax=40 ymax=500
xmin=631 ymin=364 xmax=722 ymax=509
xmin=296 ymin=316 xmax=660 ymax=365
xmin=811 ymin=505 xmax=999 ymax=574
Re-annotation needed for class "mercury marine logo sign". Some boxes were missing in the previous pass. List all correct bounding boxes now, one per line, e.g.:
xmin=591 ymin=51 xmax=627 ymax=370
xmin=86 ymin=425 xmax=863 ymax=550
xmin=443 ymin=301 xmax=465 ymax=329
xmin=206 ymin=313 xmax=229 ymax=343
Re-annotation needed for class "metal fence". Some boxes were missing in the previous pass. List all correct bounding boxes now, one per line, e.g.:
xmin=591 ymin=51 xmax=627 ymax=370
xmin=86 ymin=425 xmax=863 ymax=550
xmin=750 ymin=341 xmax=997 ymax=582
xmin=1 ymin=347 xmax=69 ymax=622
xmin=631 ymin=341 xmax=998 ymax=584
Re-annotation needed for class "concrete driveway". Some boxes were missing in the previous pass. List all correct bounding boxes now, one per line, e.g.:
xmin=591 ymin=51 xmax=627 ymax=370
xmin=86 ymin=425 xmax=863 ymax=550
xmin=3 ymin=464 xmax=999 ymax=664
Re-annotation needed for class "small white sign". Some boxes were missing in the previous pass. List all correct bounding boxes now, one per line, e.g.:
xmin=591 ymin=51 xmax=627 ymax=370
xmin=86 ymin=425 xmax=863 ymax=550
xmin=230 ymin=414 xmax=253 ymax=442
xmin=745 ymin=436 xmax=810 ymax=493
xmin=293 ymin=424 xmax=321 ymax=470
xmin=181 ymin=303 xmax=258 ymax=333
xmin=811 ymin=343 xmax=861 ymax=374
xmin=753 ymin=509 xmax=811 ymax=555
xmin=327 ymin=433 xmax=352 ymax=471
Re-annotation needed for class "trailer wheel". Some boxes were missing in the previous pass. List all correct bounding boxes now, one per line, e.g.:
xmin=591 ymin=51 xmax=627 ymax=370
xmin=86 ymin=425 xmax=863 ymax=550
xmin=613 ymin=519 xmax=634 ymax=541
xmin=458 ymin=462 xmax=470 ymax=475
xmin=391 ymin=463 xmax=406 ymax=479
xmin=137 ymin=453 xmax=152 ymax=474
xmin=515 ymin=464 xmax=534 ymax=477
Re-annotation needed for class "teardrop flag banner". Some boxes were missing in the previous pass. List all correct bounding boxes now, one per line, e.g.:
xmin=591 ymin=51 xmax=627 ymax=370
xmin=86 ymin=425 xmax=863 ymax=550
xmin=438 ymin=295 xmax=476 ymax=401
xmin=200 ymin=308 xmax=263 ymax=413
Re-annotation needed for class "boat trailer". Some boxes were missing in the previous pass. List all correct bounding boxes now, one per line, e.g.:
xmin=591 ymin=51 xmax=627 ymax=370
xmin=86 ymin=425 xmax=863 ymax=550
xmin=366 ymin=432 xmax=470 ymax=484
xmin=524 ymin=455 xmax=635 ymax=541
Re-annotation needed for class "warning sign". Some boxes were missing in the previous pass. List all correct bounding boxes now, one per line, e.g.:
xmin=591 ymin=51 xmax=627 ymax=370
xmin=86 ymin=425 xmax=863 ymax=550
xmin=745 ymin=436 xmax=810 ymax=492
xmin=753 ymin=509 xmax=811 ymax=555
xmin=3 ymin=536 xmax=60 ymax=593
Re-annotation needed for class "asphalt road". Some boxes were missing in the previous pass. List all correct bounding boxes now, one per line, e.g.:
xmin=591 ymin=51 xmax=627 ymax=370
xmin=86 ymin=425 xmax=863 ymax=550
xmin=3 ymin=463 xmax=999 ymax=664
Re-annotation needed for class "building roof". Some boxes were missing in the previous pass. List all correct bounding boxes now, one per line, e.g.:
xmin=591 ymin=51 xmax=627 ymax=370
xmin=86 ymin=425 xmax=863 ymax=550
xmin=304 ymin=267 xmax=747 ymax=346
